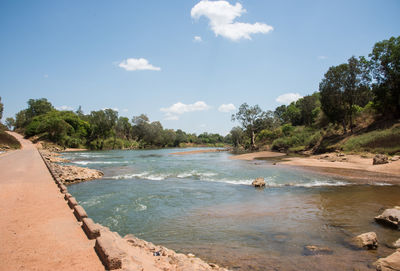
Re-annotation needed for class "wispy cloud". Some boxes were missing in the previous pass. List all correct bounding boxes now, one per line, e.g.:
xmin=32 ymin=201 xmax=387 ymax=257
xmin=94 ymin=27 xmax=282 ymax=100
xmin=194 ymin=36 xmax=203 ymax=42
xmin=161 ymin=101 xmax=210 ymax=120
xmin=57 ymin=105 xmax=74 ymax=111
xmin=276 ymin=93 xmax=303 ymax=105
xmin=43 ymin=74 xmax=49 ymax=78
xmin=102 ymin=107 xmax=119 ymax=111
xmin=218 ymin=103 xmax=236 ymax=112
xmin=118 ymin=58 xmax=161 ymax=71
xmin=191 ymin=0 xmax=273 ymax=41
xmin=318 ymin=55 xmax=328 ymax=60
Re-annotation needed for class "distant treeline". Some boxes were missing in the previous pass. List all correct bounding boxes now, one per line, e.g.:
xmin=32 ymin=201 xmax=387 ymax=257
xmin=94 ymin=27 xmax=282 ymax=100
xmin=230 ymin=36 xmax=400 ymax=153
xmin=3 ymin=100 xmax=231 ymax=150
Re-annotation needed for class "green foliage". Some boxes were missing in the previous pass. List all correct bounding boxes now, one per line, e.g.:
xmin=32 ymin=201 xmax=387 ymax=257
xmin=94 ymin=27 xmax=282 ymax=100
xmin=342 ymin=125 xmax=400 ymax=154
xmin=0 ymin=97 xmax=3 ymax=121
xmin=5 ymin=117 xmax=15 ymax=130
xmin=369 ymin=36 xmax=400 ymax=117
xmin=271 ymin=127 xmax=321 ymax=152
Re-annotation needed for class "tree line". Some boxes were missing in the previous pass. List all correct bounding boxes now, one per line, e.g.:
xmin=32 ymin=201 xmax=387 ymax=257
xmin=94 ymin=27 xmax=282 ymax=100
xmin=3 ymin=99 xmax=230 ymax=150
xmin=230 ymin=36 xmax=399 ymax=151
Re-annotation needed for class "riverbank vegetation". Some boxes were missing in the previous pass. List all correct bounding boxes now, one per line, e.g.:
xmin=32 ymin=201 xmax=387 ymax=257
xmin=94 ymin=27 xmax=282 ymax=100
xmin=230 ymin=36 xmax=400 ymax=155
xmin=4 ymin=98 xmax=230 ymax=150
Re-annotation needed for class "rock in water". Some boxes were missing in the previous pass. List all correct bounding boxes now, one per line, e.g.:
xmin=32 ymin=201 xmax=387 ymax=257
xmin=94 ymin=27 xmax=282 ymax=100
xmin=375 ymin=207 xmax=400 ymax=230
xmin=373 ymin=154 xmax=389 ymax=165
xmin=352 ymin=232 xmax=378 ymax=250
xmin=252 ymin=177 xmax=266 ymax=188
xmin=303 ymin=245 xmax=333 ymax=256
xmin=374 ymin=249 xmax=400 ymax=271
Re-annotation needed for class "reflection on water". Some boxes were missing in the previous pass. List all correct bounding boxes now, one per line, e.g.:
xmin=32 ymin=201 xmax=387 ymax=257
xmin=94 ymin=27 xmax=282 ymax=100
xmin=65 ymin=149 xmax=400 ymax=271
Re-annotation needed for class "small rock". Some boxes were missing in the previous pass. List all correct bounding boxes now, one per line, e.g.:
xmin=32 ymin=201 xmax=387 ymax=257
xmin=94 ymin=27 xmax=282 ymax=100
xmin=252 ymin=177 xmax=266 ymax=188
xmin=393 ymin=238 xmax=400 ymax=248
xmin=303 ymin=245 xmax=333 ymax=255
xmin=373 ymin=154 xmax=389 ymax=165
xmin=391 ymin=155 xmax=400 ymax=162
xmin=375 ymin=208 xmax=400 ymax=230
xmin=187 ymin=253 xmax=195 ymax=258
xmin=352 ymin=232 xmax=378 ymax=250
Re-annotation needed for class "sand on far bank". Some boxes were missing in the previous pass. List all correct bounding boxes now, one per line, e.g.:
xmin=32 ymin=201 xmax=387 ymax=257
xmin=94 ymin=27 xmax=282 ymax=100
xmin=232 ymin=150 xmax=400 ymax=184
xmin=170 ymin=149 xmax=227 ymax=155
xmin=230 ymin=151 xmax=286 ymax=160
xmin=64 ymin=148 xmax=89 ymax=152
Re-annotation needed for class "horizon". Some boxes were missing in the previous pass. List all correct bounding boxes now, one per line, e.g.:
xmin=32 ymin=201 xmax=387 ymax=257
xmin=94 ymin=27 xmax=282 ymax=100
xmin=1 ymin=0 xmax=399 ymax=135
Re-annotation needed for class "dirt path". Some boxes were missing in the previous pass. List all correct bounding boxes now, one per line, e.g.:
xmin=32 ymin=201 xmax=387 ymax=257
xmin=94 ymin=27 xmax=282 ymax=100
xmin=0 ymin=132 xmax=104 ymax=271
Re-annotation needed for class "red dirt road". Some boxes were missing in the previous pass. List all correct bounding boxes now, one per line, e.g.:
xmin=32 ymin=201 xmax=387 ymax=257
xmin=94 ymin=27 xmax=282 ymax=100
xmin=0 ymin=132 xmax=104 ymax=271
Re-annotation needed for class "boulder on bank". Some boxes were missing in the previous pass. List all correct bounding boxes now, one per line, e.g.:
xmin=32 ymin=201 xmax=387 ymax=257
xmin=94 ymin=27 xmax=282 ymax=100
xmin=393 ymin=238 xmax=400 ymax=248
xmin=373 ymin=154 xmax=389 ymax=165
xmin=374 ymin=249 xmax=400 ymax=271
xmin=375 ymin=207 xmax=400 ymax=230
xmin=252 ymin=177 xmax=266 ymax=188
xmin=352 ymin=232 xmax=378 ymax=250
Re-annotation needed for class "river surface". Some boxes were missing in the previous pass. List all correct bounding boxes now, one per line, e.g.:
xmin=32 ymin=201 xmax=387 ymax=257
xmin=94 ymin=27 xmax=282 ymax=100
xmin=64 ymin=148 xmax=400 ymax=271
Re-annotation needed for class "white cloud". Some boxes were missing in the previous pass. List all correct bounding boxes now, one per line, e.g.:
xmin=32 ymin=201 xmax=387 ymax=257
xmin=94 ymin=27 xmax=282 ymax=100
xmin=102 ymin=107 xmax=119 ymax=111
xmin=194 ymin=36 xmax=203 ymax=42
xmin=118 ymin=58 xmax=161 ymax=71
xmin=218 ymin=103 xmax=236 ymax=112
xmin=276 ymin=93 xmax=303 ymax=105
xmin=57 ymin=105 xmax=73 ymax=111
xmin=122 ymin=109 xmax=129 ymax=112
xmin=43 ymin=74 xmax=49 ymax=78
xmin=191 ymin=0 xmax=273 ymax=41
xmin=318 ymin=55 xmax=328 ymax=60
xmin=161 ymin=101 xmax=210 ymax=120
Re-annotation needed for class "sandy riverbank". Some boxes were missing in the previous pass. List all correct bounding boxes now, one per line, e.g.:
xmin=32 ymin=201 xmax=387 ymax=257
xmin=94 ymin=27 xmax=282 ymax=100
xmin=170 ymin=148 xmax=230 ymax=155
xmin=231 ymin=151 xmax=400 ymax=184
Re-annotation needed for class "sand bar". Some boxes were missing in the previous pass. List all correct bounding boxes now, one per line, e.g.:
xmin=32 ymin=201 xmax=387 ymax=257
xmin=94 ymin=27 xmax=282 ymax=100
xmin=0 ymin=132 xmax=103 ymax=271
xmin=170 ymin=148 xmax=228 ymax=155
xmin=229 ymin=151 xmax=286 ymax=160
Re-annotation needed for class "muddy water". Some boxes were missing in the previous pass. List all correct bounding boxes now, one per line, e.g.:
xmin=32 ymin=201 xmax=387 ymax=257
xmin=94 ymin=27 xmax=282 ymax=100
xmin=65 ymin=149 xmax=400 ymax=270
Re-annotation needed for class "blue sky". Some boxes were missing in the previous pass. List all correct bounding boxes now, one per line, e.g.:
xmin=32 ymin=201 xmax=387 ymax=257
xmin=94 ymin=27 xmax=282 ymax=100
xmin=1 ymin=0 xmax=399 ymax=135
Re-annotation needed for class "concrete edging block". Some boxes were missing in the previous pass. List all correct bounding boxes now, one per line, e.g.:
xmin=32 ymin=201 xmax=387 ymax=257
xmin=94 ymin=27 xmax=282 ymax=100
xmin=73 ymin=205 xmax=88 ymax=221
xmin=82 ymin=218 xmax=101 ymax=240
xmin=94 ymin=233 xmax=123 ymax=270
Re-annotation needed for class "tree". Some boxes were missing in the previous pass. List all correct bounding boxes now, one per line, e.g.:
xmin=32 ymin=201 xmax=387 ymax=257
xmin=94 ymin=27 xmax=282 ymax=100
xmin=319 ymin=57 xmax=371 ymax=133
xmin=25 ymin=98 xmax=54 ymax=121
xmin=297 ymin=94 xmax=319 ymax=126
xmin=369 ymin=36 xmax=400 ymax=117
xmin=15 ymin=110 xmax=28 ymax=129
xmin=5 ymin=117 xmax=15 ymax=130
xmin=232 ymin=103 xmax=264 ymax=149
xmin=115 ymin=117 xmax=132 ymax=140
xmin=0 ymin=97 xmax=3 ymax=121
xmin=88 ymin=109 xmax=118 ymax=148
xmin=230 ymin=126 xmax=244 ymax=147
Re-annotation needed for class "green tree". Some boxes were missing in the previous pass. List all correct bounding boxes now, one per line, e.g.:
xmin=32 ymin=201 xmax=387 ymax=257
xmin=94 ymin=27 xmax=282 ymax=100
xmin=0 ymin=97 xmax=3 ymax=121
xmin=116 ymin=117 xmax=132 ymax=139
xmin=232 ymin=103 xmax=264 ymax=149
xmin=230 ymin=126 xmax=244 ymax=147
xmin=15 ymin=110 xmax=28 ymax=129
xmin=319 ymin=57 xmax=371 ymax=133
xmin=369 ymin=36 xmax=400 ymax=117
xmin=88 ymin=109 xmax=118 ymax=149
xmin=25 ymin=98 xmax=54 ymax=121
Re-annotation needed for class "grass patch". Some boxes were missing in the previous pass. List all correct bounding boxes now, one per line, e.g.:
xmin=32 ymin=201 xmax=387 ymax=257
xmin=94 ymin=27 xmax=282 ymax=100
xmin=0 ymin=131 xmax=21 ymax=149
xmin=342 ymin=125 xmax=400 ymax=154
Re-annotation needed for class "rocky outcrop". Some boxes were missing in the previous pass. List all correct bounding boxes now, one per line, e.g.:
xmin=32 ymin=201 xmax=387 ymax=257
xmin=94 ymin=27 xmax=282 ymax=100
xmin=40 ymin=150 xmax=104 ymax=185
xmin=94 ymin=225 xmax=230 ymax=271
xmin=352 ymin=232 xmax=378 ymax=250
xmin=375 ymin=207 xmax=400 ymax=230
xmin=252 ymin=177 xmax=266 ymax=187
xmin=50 ymin=163 xmax=104 ymax=185
xmin=373 ymin=154 xmax=389 ymax=165
xmin=374 ymin=249 xmax=400 ymax=271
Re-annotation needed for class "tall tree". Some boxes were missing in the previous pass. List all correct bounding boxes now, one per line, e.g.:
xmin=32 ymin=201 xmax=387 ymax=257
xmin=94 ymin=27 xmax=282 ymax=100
xmin=5 ymin=117 xmax=15 ymax=130
xmin=0 ymin=97 xmax=3 ymax=121
xmin=231 ymin=103 xmax=264 ymax=149
xmin=25 ymin=98 xmax=54 ymax=121
xmin=369 ymin=36 xmax=400 ymax=117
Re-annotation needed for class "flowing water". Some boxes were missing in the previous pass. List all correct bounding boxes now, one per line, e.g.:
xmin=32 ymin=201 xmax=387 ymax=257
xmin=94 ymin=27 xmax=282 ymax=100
xmin=64 ymin=148 xmax=400 ymax=271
